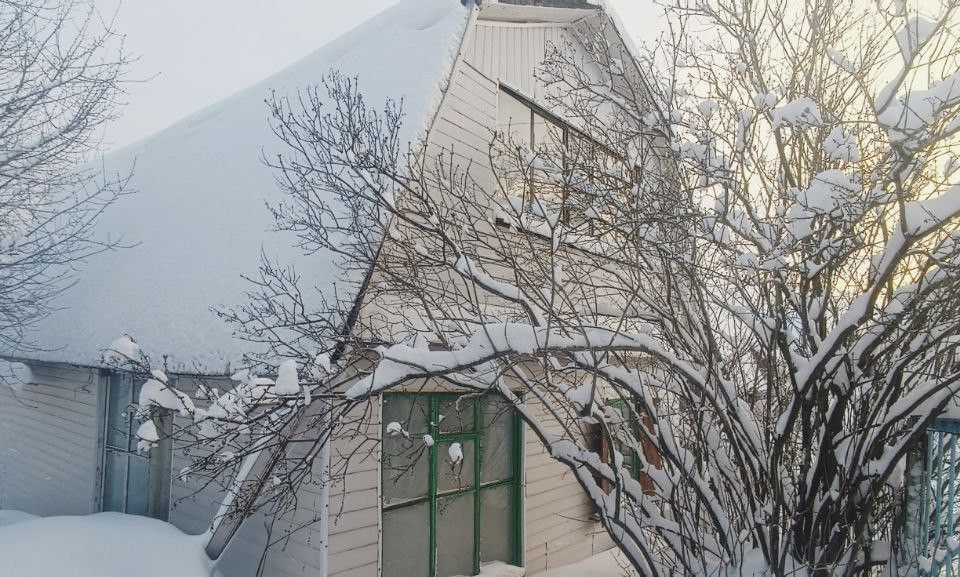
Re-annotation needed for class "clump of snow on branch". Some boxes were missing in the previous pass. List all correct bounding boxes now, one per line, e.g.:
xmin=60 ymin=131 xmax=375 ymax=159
xmin=877 ymin=72 xmax=960 ymax=145
xmin=770 ymin=97 xmax=823 ymax=129
xmin=448 ymin=442 xmax=464 ymax=466
xmin=136 ymin=420 xmax=160 ymax=452
xmin=271 ymin=359 xmax=300 ymax=395
xmin=138 ymin=372 xmax=195 ymax=418
xmin=797 ymin=170 xmax=861 ymax=212
xmin=823 ymin=126 xmax=861 ymax=162
xmin=895 ymin=16 xmax=936 ymax=60
xmin=102 ymin=335 xmax=141 ymax=364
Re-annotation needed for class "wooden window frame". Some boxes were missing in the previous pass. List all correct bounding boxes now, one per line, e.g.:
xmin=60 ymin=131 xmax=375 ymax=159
xmin=381 ymin=392 xmax=524 ymax=577
xmin=497 ymin=83 xmax=635 ymax=229
xmin=607 ymin=397 xmax=659 ymax=495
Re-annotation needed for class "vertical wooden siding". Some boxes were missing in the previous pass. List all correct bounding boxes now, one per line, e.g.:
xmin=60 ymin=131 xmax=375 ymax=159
xmin=459 ymin=19 xmax=616 ymax=574
xmin=326 ymin=399 xmax=380 ymax=577
xmin=522 ymin=400 xmax=613 ymax=573
xmin=464 ymin=22 xmax=567 ymax=100
xmin=166 ymin=376 xmax=329 ymax=577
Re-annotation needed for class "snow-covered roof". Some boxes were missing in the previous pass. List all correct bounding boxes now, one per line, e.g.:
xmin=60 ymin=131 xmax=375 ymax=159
xmin=8 ymin=0 xmax=471 ymax=373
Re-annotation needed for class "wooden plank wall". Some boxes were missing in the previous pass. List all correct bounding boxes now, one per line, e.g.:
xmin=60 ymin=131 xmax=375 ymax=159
xmin=464 ymin=22 xmax=566 ymax=100
xmin=523 ymin=399 xmax=613 ymax=573
xmin=459 ymin=19 xmax=617 ymax=574
xmin=0 ymin=363 xmax=102 ymax=516
xmin=424 ymin=59 xmax=499 ymax=198
xmin=326 ymin=400 xmax=380 ymax=577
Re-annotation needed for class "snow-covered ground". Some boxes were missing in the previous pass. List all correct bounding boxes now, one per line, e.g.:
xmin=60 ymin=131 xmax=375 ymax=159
xmin=0 ymin=509 xmax=632 ymax=577
xmin=0 ymin=509 xmax=38 ymax=527
xmin=0 ymin=512 xmax=213 ymax=577
xmin=538 ymin=549 xmax=636 ymax=577
xmin=460 ymin=549 xmax=634 ymax=577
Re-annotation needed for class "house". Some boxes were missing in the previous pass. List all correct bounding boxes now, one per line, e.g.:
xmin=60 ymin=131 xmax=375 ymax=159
xmin=0 ymin=1 xmax=666 ymax=576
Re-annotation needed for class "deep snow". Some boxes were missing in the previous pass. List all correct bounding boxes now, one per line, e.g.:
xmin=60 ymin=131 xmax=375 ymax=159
xmin=0 ymin=509 xmax=38 ymax=527
xmin=0 ymin=510 xmax=633 ymax=577
xmin=0 ymin=513 xmax=213 ymax=577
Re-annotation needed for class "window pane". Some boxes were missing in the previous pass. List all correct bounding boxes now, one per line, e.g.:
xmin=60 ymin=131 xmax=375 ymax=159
xmin=497 ymin=91 xmax=531 ymax=148
xmin=438 ymin=397 xmax=474 ymax=434
xmin=382 ymin=502 xmax=430 ymax=577
xmin=126 ymin=454 xmax=151 ymax=516
xmin=619 ymin=447 xmax=637 ymax=479
xmin=481 ymin=396 xmax=515 ymax=484
xmin=105 ymin=374 xmax=131 ymax=450
xmin=383 ymin=394 xmax=431 ymax=437
xmin=102 ymin=450 xmax=127 ymax=512
xmin=480 ymin=484 xmax=515 ymax=565
xmin=438 ymin=440 xmax=475 ymax=494
xmin=533 ymin=113 xmax=564 ymax=150
xmin=382 ymin=395 xmax=430 ymax=505
xmin=129 ymin=380 xmax=147 ymax=451
xmin=436 ymin=493 xmax=476 ymax=577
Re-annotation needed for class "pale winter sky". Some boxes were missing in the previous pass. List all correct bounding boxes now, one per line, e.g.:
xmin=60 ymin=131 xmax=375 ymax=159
xmin=94 ymin=0 xmax=663 ymax=151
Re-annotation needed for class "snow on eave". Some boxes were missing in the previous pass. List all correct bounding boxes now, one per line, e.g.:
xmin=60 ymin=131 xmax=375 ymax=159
xmin=478 ymin=2 xmax=597 ymax=24
xmin=6 ymin=0 xmax=473 ymax=375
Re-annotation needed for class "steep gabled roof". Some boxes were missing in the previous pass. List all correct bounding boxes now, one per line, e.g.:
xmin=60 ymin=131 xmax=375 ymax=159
xmin=8 ymin=0 xmax=472 ymax=373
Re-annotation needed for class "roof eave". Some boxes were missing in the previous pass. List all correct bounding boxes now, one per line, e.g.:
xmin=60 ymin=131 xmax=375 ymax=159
xmin=478 ymin=2 xmax=598 ymax=24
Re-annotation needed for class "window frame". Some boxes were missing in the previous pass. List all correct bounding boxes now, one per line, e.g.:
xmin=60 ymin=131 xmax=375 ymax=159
xmin=608 ymin=397 xmax=660 ymax=495
xmin=608 ymin=398 xmax=642 ymax=480
xmin=381 ymin=392 xmax=524 ymax=577
xmin=98 ymin=370 xmax=172 ymax=520
xmin=496 ymin=83 xmax=635 ymax=228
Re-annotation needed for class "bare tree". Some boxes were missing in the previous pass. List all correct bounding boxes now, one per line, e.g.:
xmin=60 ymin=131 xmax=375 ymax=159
xmin=126 ymin=1 xmax=960 ymax=576
xmin=0 ymin=0 xmax=130 ymax=361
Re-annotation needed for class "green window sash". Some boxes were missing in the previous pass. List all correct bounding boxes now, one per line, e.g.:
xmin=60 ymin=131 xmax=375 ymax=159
xmin=382 ymin=393 xmax=522 ymax=577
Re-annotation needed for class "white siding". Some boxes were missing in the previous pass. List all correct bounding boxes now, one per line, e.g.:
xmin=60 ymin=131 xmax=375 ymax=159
xmin=0 ymin=11 xmax=624 ymax=577
xmin=464 ymin=22 xmax=567 ymax=99
xmin=456 ymin=17 xmax=617 ymax=574
xmin=523 ymin=400 xmax=613 ymax=574
xmin=327 ymin=400 xmax=380 ymax=577
xmin=0 ymin=363 xmax=102 ymax=516
xmin=424 ymin=60 xmax=499 ymax=198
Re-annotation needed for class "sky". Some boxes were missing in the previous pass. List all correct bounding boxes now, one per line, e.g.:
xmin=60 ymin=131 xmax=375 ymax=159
xmin=94 ymin=0 xmax=662 ymax=151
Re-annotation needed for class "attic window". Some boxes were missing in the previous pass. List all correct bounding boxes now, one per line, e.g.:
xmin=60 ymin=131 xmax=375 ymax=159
xmin=496 ymin=84 xmax=634 ymax=227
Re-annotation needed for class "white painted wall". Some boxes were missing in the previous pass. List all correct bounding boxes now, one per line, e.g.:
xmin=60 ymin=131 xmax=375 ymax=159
xmin=0 ymin=363 xmax=103 ymax=516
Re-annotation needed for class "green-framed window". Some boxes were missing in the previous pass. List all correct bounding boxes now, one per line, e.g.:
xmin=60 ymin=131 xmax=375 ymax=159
xmin=381 ymin=393 xmax=522 ymax=577
xmin=609 ymin=399 xmax=642 ymax=480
